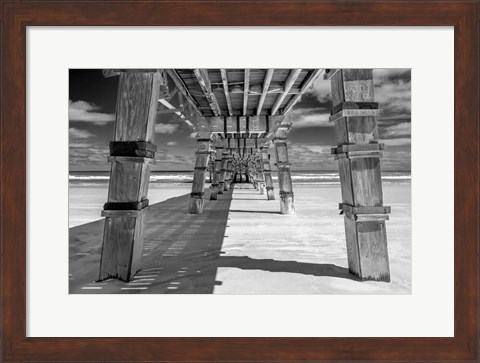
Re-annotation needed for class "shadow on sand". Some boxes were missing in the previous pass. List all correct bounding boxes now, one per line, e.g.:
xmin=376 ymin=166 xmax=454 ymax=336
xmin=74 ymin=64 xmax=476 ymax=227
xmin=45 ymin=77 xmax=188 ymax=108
xmin=69 ymin=186 xmax=354 ymax=294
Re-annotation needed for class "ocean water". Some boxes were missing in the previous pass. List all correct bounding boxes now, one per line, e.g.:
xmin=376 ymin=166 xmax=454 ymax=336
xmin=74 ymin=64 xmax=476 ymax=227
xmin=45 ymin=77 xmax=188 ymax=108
xmin=69 ymin=170 xmax=411 ymax=186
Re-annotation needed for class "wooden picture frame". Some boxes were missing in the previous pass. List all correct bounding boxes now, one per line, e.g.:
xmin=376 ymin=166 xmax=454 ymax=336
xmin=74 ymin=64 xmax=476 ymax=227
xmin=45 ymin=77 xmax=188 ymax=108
xmin=1 ymin=1 xmax=478 ymax=361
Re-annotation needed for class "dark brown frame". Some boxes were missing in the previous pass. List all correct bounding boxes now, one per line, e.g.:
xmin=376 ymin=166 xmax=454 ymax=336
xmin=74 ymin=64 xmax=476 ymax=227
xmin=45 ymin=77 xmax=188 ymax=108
xmin=1 ymin=1 xmax=478 ymax=362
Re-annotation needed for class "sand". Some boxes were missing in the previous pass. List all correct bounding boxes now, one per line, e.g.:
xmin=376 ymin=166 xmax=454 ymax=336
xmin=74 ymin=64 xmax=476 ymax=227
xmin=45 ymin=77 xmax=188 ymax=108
xmin=69 ymin=183 xmax=411 ymax=294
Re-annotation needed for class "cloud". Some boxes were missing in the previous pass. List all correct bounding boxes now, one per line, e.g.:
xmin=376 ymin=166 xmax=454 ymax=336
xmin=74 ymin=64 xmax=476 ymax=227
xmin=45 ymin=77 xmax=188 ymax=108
xmin=383 ymin=138 xmax=411 ymax=147
xmin=382 ymin=150 xmax=411 ymax=171
xmin=155 ymin=123 xmax=179 ymax=134
xmin=69 ymin=100 xmax=115 ymax=125
xmin=307 ymin=76 xmax=332 ymax=103
xmin=69 ymin=141 xmax=109 ymax=167
xmin=284 ymin=142 xmax=337 ymax=170
xmin=374 ymin=69 xmax=411 ymax=121
xmin=288 ymin=107 xmax=331 ymax=128
xmin=166 ymin=141 xmax=177 ymax=146
xmin=380 ymin=122 xmax=411 ymax=139
xmin=155 ymin=148 xmax=195 ymax=166
xmin=69 ymin=127 xmax=94 ymax=139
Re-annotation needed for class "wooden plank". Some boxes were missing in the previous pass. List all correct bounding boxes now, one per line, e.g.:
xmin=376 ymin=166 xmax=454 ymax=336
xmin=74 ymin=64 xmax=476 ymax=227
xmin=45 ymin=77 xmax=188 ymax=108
xmin=256 ymin=69 xmax=274 ymax=116
xmin=337 ymin=157 xmax=354 ymax=205
xmin=243 ymin=69 xmax=250 ymax=116
xmin=343 ymin=215 xmax=361 ymax=277
xmin=329 ymin=109 xmax=381 ymax=122
xmin=350 ymin=157 xmax=384 ymax=207
xmin=330 ymin=70 xmax=345 ymax=107
xmin=193 ymin=69 xmax=222 ymax=116
xmin=334 ymin=143 xmax=384 ymax=153
xmin=282 ymin=69 xmax=324 ymax=114
xmin=114 ymin=72 xmax=162 ymax=142
xmin=165 ymin=69 xmax=201 ymax=115
xmin=274 ymin=136 xmax=295 ymax=214
xmin=356 ymin=220 xmax=390 ymax=281
xmin=220 ymin=69 xmax=233 ymax=116
xmin=340 ymin=203 xmax=391 ymax=215
xmin=347 ymin=116 xmax=379 ymax=144
xmin=271 ymin=69 xmax=302 ymax=115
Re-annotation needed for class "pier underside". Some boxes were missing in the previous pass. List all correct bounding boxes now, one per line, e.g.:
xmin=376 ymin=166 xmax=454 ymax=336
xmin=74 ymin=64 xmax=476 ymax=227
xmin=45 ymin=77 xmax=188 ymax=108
xmin=95 ymin=68 xmax=392 ymax=284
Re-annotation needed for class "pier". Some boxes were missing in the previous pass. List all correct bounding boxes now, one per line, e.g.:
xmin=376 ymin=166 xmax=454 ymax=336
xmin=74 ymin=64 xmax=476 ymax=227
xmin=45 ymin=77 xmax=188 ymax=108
xmin=79 ymin=68 xmax=392 ymax=288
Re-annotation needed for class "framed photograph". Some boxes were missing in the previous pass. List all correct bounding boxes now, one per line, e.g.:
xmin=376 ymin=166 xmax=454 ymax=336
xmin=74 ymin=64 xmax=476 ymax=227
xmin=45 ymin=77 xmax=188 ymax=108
xmin=1 ymin=1 xmax=478 ymax=362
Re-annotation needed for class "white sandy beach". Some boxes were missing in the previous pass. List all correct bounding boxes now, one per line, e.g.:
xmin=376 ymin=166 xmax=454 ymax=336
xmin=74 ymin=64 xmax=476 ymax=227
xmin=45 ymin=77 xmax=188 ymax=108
xmin=215 ymin=183 xmax=411 ymax=294
xmin=69 ymin=182 xmax=411 ymax=294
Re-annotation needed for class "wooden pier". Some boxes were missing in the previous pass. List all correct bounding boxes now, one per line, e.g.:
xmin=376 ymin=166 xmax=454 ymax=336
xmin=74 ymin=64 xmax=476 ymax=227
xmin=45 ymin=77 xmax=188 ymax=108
xmin=95 ymin=68 xmax=391 ymax=284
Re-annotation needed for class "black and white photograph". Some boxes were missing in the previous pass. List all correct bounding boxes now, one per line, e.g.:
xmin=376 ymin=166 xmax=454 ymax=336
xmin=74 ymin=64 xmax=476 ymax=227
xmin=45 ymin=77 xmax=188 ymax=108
xmin=69 ymin=68 xmax=411 ymax=294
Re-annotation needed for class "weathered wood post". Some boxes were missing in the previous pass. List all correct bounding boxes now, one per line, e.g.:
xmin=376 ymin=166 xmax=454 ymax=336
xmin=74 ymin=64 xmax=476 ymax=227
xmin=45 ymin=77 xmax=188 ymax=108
xmin=210 ymin=148 xmax=222 ymax=200
xmin=99 ymin=70 xmax=164 ymax=282
xmin=274 ymin=125 xmax=295 ymax=214
xmin=188 ymin=132 xmax=212 ymax=214
xmin=250 ymin=159 xmax=258 ymax=189
xmin=326 ymin=68 xmax=391 ymax=282
xmin=218 ymin=150 xmax=229 ymax=193
xmin=262 ymin=148 xmax=275 ymax=200
xmin=225 ymin=154 xmax=233 ymax=190
xmin=256 ymin=155 xmax=266 ymax=195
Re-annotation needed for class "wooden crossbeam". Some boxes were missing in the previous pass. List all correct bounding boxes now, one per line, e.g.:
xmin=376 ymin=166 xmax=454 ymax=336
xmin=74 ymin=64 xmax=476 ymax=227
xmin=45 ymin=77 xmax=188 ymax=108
xmin=282 ymin=69 xmax=324 ymax=114
xmin=165 ymin=69 xmax=201 ymax=115
xmin=193 ymin=69 xmax=222 ymax=116
xmin=271 ymin=69 xmax=302 ymax=115
xmin=256 ymin=69 xmax=274 ymax=116
xmin=243 ymin=69 xmax=250 ymax=116
xmin=220 ymin=69 xmax=233 ymax=116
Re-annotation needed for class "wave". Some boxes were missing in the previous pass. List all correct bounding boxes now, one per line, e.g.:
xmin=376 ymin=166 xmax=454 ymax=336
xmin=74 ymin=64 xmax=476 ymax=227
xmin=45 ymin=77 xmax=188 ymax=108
xmin=69 ymin=172 xmax=411 ymax=185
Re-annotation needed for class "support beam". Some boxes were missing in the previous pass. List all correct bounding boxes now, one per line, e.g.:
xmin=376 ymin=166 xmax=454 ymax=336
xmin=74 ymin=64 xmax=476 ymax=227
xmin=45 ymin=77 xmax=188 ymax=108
xmin=256 ymin=69 xmax=274 ymax=116
xmin=193 ymin=69 xmax=222 ymax=116
xmin=220 ymin=69 xmax=233 ymax=116
xmin=271 ymin=69 xmax=302 ymax=115
xmin=282 ymin=69 xmax=324 ymax=114
xmin=243 ymin=69 xmax=250 ymax=116
xmin=326 ymin=68 xmax=391 ymax=282
xmin=188 ymin=132 xmax=212 ymax=214
xmin=274 ymin=126 xmax=295 ymax=214
xmin=165 ymin=69 xmax=201 ymax=115
xmin=99 ymin=70 xmax=162 ymax=282
xmin=225 ymin=154 xmax=234 ymax=190
xmin=210 ymin=148 xmax=222 ymax=200
xmin=256 ymin=155 xmax=266 ymax=194
xmin=262 ymin=148 xmax=275 ymax=200
xmin=218 ymin=151 xmax=229 ymax=193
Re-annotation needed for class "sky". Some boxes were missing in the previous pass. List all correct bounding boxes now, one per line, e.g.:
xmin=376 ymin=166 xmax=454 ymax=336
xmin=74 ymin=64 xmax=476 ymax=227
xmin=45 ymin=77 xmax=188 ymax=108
xmin=69 ymin=69 xmax=411 ymax=172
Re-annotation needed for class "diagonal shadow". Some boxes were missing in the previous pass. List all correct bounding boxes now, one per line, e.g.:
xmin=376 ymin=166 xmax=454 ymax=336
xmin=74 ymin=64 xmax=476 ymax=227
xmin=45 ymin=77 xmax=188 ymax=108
xmin=229 ymin=209 xmax=280 ymax=215
xmin=70 ymin=189 xmax=233 ymax=294
xmin=217 ymin=256 xmax=358 ymax=281
xmin=70 ymin=186 xmax=358 ymax=294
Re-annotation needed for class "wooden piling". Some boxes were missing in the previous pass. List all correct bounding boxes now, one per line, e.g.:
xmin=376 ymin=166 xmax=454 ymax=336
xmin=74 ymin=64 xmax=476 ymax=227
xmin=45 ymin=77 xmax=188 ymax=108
xmin=210 ymin=148 xmax=222 ymax=200
xmin=256 ymin=156 xmax=266 ymax=195
xmin=225 ymin=155 xmax=233 ymax=190
xmin=219 ymin=151 xmax=229 ymax=193
xmin=262 ymin=149 xmax=275 ymax=200
xmin=188 ymin=132 xmax=212 ymax=214
xmin=326 ymin=68 xmax=391 ymax=282
xmin=274 ymin=126 xmax=295 ymax=214
xmin=99 ymin=70 xmax=164 ymax=282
